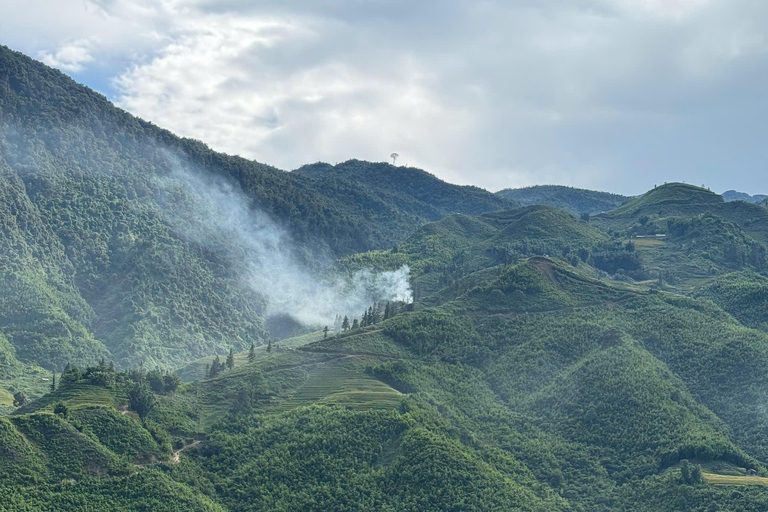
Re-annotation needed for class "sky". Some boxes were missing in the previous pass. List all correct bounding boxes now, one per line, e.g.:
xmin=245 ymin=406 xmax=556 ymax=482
xmin=1 ymin=0 xmax=767 ymax=196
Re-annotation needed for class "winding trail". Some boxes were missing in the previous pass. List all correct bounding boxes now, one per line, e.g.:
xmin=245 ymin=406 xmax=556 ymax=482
xmin=172 ymin=440 xmax=202 ymax=463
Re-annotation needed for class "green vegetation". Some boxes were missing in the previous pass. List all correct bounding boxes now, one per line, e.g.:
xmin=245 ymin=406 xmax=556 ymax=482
xmin=0 ymin=44 xmax=518 ymax=377
xmin=4 ymin=44 xmax=768 ymax=510
xmin=496 ymin=184 xmax=628 ymax=215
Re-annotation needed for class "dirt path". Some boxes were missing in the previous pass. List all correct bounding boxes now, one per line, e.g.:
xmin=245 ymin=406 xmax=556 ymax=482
xmin=172 ymin=440 xmax=202 ymax=463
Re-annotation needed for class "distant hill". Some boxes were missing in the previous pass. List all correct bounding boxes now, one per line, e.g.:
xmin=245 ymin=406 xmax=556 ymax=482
xmin=495 ymin=185 xmax=627 ymax=215
xmin=295 ymin=160 xmax=513 ymax=221
xmin=723 ymin=190 xmax=768 ymax=204
xmin=599 ymin=183 xmax=768 ymax=241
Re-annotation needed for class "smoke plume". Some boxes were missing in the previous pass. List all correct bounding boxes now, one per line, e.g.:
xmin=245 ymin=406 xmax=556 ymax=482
xmin=154 ymin=151 xmax=412 ymax=326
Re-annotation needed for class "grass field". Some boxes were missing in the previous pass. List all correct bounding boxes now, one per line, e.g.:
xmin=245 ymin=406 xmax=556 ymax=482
xmin=633 ymin=238 xmax=666 ymax=248
xmin=15 ymin=383 xmax=120 ymax=414
xmin=0 ymin=388 xmax=13 ymax=407
xmin=268 ymin=364 xmax=402 ymax=412
xmin=703 ymin=472 xmax=768 ymax=487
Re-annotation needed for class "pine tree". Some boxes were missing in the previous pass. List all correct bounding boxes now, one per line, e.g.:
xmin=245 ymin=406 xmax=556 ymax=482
xmin=210 ymin=356 xmax=222 ymax=378
xmin=204 ymin=363 xmax=210 ymax=379
xmin=267 ymin=339 xmax=272 ymax=353
xmin=384 ymin=301 xmax=391 ymax=320
xmin=248 ymin=343 xmax=256 ymax=362
xmin=226 ymin=348 xmax=235 ymax=370
xmin=342 ymin=316 xmax=350 ymax=331
xmin=323 ymin=326 xmax=329 ymax=338
xmin=352 ymin=318 xmax=359 ymax=330
xmin=50 ymin=371 xmax=56 ymax=392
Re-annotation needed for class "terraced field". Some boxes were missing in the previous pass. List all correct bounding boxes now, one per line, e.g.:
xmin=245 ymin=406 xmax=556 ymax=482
xmin=270 ymin=364 xmax=402 ymax=412
xmin=16 ymin=383 xmax=120 ymax=414
xmin=177 ymin=330 xmax=327 ymax=381
xmin=703 ymin=472 xmax=768 ymax=487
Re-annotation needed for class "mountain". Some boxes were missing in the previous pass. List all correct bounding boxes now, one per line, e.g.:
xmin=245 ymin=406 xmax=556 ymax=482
xmin=295 ymin=160 xmax=514 ymax=220
xmin=8 ymin=250 xmax=768 ymax=510
xmin=723 ymin=190 xmax=768 ymax=204
xmin=5 ymin=43 xmax=768 ymax=511
xmin=495 ymin=185 xmax=627 ymax=215
xmin=0 ymin=45 xmax=511 ymax=376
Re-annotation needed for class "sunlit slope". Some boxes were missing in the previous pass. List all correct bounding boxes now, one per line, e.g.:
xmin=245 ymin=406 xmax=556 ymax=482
xmin=599 ymin=183 xmax=768 ymax=243
xmin=695 ymin=271 xmax=768 ymax=331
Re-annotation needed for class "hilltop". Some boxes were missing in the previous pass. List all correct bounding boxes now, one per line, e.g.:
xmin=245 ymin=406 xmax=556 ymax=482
xmin=295 ymin=160 xmax=514 ymax=220
xmin=496 ymin=185 xmax=627 ymax=215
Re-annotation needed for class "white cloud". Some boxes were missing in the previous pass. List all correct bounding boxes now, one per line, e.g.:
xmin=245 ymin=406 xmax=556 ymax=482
xmin=2 ymin=0 xmax=768 ymax=194
xmin=39 ymin=40 xmax=94 ymax=72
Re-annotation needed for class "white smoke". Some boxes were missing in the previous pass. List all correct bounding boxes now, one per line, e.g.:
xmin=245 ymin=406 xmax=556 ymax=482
xmin=154 ymin=151 xmax=412 ymax=326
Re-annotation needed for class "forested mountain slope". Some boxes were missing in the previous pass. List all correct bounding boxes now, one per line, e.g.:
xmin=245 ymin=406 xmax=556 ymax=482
xmin=295 ymin=160 xmax=513 ymax=220
xmin=4 ymin=42 xmax=768 ymax=511
xmin=496 ymin=185 xmax=627 ymax=215
xmin=0 ymin=45 xmax=509 ymax=376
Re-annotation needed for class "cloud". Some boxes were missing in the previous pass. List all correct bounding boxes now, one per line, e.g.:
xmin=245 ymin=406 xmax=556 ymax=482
xmin=39 ymin=40 xmax=94 ymax=72
xmin=2 ymin=0 xmax=768 ymax=195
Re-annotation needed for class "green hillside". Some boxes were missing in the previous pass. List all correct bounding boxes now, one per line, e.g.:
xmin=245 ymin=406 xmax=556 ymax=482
xmin=695 ymin=272 xmax=768 ymax=331
xmin=0 ymin=45 xmax=514 ymax=375
xmin=8 ymin=253 xmax=768 ymax=510
xmin=496 ymin=185 xmax=627 ymax=215
xmin=295 ymin=159 xmax=514 ymax=220
xmin=4 ymin=43 xmax=768 ymax=511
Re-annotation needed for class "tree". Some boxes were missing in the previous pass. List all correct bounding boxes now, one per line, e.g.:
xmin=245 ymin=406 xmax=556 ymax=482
xmin=147 ymin=369 xmax=165 ymax=393
xmin=53 ymin=402 xmax=68 ymax=418
xmin=248 ymin=343 xmax=256 ymax=362
xmin=50 ymin=371 xmax=56 ymax=392
xmin=323 ymin=326 xmax=329 ymax=338
xmin=390 ymin=152 xmax=399 ymax=165
xmin=209 ymin=356 xmax=222 ymax=378
xmin=352 ymin=318 xmax=360 ymax=330
xmin=13 ymin=391 xmax=27 ymax=407
xmin=232 ymin=383 xmax=253 ymax=415
xmin=342 ymin=316 xmax=350 ymax=331
xmin=690 ymin=463 xmax=703 ymax=485
xmin=128 ymin=381 xmax=156 ymax=425
xmin=267 ymin=339 xmax=272 ymax=353
xmin=163 ymin=373 xmax=180 ymax=394
xmin=226 ymin=348 xmax=235 ymax=370
xmin=679 ymin=459 xmax=702 ymax=485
